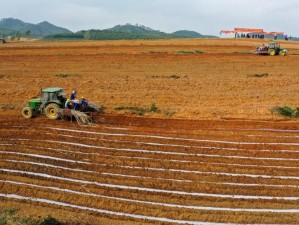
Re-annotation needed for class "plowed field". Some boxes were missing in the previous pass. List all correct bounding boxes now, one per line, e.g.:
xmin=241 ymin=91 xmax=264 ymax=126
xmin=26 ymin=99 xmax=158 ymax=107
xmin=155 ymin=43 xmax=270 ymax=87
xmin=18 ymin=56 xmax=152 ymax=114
xmin=1 ymin=39 xmax=299 ymax=119
xmin=2 ymin=116 xmax=299 ymax=224
xmin=1 ymin=39 xmax=299 ymax=224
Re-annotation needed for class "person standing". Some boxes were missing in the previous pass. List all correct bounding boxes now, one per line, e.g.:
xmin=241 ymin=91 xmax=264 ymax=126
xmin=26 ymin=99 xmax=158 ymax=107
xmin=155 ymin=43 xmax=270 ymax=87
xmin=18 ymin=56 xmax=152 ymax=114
xmin=285 ymin=34 xmax=289 ymax=41
xmin=70 ymin=90 xmax=76 ymax=100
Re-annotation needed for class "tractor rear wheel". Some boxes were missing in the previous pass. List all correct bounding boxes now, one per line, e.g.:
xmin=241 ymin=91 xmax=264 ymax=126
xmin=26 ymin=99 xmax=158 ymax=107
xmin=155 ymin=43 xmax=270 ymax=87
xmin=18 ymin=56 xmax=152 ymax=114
xmin=45 ymin=103 xmax=60 ymax=120
xmin=268 ymin=49 xmax=276 ymax=56
xmin=22 ymin=107 xmax=33 ymax=119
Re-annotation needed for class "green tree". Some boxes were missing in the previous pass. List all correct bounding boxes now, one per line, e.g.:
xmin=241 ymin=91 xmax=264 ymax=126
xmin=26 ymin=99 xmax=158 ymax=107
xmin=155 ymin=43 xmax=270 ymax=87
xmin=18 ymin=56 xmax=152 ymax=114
xmin=25 ymin=30 xmax=31 ymax=36
xmin=16 ymin=32 xmax=21 ymax=41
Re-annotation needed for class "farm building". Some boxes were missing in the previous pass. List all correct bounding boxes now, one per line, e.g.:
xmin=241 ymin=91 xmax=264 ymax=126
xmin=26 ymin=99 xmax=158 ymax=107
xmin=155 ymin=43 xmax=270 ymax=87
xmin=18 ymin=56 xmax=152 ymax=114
xmin=220 ymin=28 xmax=288 ymax=40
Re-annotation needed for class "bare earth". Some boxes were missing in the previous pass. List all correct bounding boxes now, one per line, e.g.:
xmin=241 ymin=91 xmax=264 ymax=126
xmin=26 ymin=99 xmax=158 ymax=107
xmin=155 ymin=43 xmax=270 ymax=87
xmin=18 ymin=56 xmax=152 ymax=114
xmin=1 ymin=38 xmax=299 ymax=119
xmin=1 ymin=39 xmax=299 ymax=224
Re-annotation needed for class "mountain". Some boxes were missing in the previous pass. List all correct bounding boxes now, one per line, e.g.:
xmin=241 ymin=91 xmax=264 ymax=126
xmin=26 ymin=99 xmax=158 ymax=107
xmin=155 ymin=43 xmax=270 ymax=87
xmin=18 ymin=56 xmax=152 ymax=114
xmin=83 ymin=23 xmax=175 ymax=39
xmin=0 ymin=18 xmax=27 ymax=30
xmin=172 ymin=30 xmax=203 ymax=38
xmin=109 ymin=23 xmax=156 ymax=33
xmin=172 ymin=30 xmax=218 ymax=38
xmin=24 ymin=21 xmax=72 ymax=36
xmin=46 ymin=24 xmax=217 ymax=40
xmin=0 ymin=18 xmax=71 ymax=36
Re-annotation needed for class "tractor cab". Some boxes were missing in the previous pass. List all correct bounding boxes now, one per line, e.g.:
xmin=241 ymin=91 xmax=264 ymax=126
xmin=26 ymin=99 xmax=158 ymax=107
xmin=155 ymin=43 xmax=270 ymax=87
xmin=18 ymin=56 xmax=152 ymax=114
xmin=40 ymin=87 xmax=66 ymax=108
xmin=268 ymin=42 xmax=280 ymax=49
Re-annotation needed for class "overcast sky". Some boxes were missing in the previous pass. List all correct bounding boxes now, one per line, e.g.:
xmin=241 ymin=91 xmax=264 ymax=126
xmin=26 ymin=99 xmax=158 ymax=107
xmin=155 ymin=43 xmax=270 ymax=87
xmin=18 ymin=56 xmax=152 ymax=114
xmin=0 ymin=0 xmax=298 ymax=36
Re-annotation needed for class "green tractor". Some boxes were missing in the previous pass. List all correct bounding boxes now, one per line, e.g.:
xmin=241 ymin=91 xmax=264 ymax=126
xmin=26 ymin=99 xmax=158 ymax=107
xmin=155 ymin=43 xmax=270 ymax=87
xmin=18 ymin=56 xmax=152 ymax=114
xmin=22 ymin=87 xmax=67 ymax=120
xmin=253 ymin=42 xmax=288 ymax=56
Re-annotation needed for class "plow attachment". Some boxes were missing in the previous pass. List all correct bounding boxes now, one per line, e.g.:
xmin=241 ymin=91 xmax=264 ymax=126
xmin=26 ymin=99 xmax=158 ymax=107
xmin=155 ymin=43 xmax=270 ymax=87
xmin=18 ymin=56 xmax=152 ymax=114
xmin=58 ymin=109 xmax=98 ymax=127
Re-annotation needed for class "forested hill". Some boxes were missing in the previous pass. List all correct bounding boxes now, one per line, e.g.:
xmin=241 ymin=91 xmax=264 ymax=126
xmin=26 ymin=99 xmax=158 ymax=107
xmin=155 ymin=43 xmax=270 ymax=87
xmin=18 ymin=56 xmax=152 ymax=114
xmin=0 ymin=18 xmax=71 ymax=37
xmin=45 ymin=23 xmax=218 ymax=40
xmin=172 ymin=30 xmax=204 ymax=38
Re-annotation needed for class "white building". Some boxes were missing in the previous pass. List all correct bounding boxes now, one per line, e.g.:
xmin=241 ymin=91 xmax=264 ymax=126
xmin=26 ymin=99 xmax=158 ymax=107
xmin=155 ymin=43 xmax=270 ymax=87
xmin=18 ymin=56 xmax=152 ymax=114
xmin=220 ymin=28 xmax=287 ymax=40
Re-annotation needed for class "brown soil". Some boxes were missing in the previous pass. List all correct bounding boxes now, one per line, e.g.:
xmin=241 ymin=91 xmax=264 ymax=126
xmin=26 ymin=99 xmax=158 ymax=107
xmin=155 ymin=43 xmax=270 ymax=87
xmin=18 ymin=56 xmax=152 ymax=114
xmin=1 ymin=116 xmax=299 ymax=224
xmin=1 ymin=38 xmax=299 ymax=119
xmin=1 ymin=39 xmax=299 ymax=224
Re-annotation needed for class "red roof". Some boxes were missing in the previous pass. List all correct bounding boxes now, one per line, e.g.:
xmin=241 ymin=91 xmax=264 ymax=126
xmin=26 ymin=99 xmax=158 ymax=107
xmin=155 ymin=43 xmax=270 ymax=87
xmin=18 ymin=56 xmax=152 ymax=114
xmin=221 ymin=28 xmax=285 ymax=35
xmin=221 ymin=30 xmax=235 ymax=34
xmin=234 ymin=28 xmax=264 ymax=33
xmin=268 ymin=32 xmax=284 ymax=35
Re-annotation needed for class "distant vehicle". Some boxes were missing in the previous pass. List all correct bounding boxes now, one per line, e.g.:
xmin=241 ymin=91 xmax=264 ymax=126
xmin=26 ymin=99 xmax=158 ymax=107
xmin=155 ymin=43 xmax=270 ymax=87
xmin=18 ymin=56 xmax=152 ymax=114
xmin=0 ymin=38 xmax=6 ymax=44
xmin=252 ymin=42 xmax=288 ymax=56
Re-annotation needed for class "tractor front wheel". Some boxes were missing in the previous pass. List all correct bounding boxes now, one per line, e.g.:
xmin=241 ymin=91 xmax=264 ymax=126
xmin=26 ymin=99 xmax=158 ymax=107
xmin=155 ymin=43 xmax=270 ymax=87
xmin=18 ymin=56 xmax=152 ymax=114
xmin=268 ymin=49 xmax=276 ymax=56
xmin=279 ymin=51 xmax=287 ymax=56
xmin=22 ymin=107 xmax=33 ymax=119
xmin=45 ymin=103 xmax=60 ymax=120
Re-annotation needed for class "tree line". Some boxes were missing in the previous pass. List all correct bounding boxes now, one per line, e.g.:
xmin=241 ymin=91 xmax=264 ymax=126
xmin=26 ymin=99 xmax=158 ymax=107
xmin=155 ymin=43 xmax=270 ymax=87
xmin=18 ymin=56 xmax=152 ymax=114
xmin=44 ymin=30 xmax=180 ymax=40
